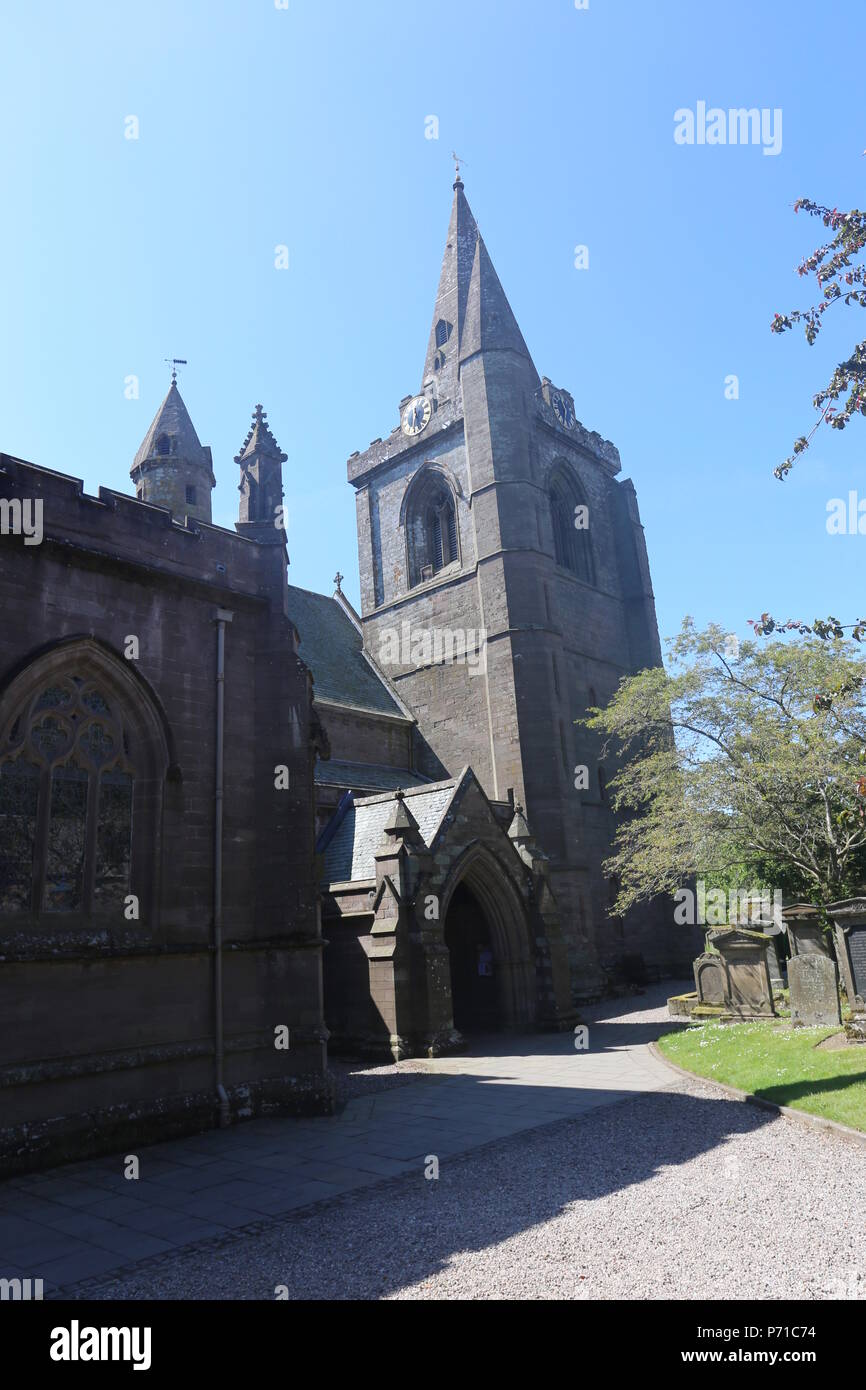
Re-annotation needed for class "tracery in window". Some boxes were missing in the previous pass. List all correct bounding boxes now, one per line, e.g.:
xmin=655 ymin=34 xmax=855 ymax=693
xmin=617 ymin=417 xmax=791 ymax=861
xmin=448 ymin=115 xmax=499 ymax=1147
xmin=0 ymin=677 xmax=134 ymax=917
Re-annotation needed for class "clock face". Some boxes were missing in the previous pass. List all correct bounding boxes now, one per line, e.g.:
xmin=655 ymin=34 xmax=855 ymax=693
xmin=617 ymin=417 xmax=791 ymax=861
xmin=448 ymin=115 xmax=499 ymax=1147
xmin=401 ymin=394 xmax=432 ymax=437
xmin=552 ymin=391 xmax=576 ymax=430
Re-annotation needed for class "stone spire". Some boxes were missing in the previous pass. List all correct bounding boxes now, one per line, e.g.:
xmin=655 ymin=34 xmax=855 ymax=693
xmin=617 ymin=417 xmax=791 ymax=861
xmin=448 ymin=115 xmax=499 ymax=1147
xmin=234 ymin=404 xmax=287 ymax=546
xmin=421 ymin=175 xmax=537 ymax=400
xmin=461 ymin=235 xmax=537 ymax=375
xmin=130 ymin=379 xmax=215 ymax=523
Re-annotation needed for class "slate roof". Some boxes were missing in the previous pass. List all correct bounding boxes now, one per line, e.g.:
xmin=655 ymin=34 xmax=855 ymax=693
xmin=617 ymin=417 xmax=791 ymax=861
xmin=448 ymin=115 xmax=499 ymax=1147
xmin=286 ymin=585 xmax=408 ymax=718
xmin=322 ymin=780 xmax=457 ymax=884
xmin=315 ymin=759 xmax=430 ymax=793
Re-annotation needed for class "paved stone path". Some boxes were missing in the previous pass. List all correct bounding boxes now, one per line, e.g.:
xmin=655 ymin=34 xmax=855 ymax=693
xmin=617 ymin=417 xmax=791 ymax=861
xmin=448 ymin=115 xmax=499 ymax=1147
xmin=0 ymin=985 xmax=685 ymax=1295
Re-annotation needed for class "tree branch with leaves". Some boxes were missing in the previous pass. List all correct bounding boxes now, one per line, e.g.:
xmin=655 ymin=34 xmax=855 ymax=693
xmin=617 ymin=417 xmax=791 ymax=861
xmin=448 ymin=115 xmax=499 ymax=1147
xmin=772 ymin=198 xmax=866 ymax=478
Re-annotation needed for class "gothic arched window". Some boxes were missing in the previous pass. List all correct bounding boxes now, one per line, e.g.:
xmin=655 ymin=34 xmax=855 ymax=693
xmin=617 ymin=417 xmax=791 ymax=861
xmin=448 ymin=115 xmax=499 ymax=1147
xmin=0 ymin=677 xmax=135 ymax=917
xmin=404 ymin=472 xmax=460 ymax=587
xmin=549 ymin=467 xmax=594 ymax=584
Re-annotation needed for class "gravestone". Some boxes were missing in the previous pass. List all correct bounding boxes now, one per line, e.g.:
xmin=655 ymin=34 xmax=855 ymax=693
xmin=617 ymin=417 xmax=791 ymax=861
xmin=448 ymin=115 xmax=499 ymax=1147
xmin=783 ymin=903 xmax=832 ymax=959
xmin=828 ymin=898 xmax=866 ymax=1039
xmin=693 ymin=952 xmax=725 ymax=1006
xmin=707 ymin=928 xmax=776 ymax=1019
xmin=788 ymin=953 xmax=841 ymax=1027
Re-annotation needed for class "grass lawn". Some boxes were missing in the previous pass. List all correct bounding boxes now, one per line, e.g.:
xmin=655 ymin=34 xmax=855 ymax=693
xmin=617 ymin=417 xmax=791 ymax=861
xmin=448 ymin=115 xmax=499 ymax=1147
xmin=658 ymin=1021 xmax=866 ymax=1133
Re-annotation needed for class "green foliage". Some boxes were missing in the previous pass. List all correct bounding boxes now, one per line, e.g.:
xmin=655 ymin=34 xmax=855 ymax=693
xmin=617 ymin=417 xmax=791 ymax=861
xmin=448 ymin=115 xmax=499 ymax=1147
xmin=772 ymin=198 xmax=866 ymax=478
xmin=583 ymin=619 xmax=866 ymax=916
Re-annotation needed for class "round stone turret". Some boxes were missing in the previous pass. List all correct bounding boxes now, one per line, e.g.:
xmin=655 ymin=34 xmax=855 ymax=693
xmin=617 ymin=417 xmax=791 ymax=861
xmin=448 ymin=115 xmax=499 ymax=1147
xmin=130 ymin=379 xmax=215 ymax=523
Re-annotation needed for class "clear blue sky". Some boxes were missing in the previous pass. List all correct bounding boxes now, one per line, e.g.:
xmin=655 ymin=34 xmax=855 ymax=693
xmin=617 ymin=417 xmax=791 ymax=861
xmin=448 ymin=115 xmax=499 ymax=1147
xmin=2 ymin=0 xmax=865 ymax=649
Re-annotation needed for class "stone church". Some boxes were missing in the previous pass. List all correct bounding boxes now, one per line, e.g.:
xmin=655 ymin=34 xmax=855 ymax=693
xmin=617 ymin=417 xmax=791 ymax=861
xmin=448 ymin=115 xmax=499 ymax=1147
xmin=0 ymin=175 xmax=689 ymax=1173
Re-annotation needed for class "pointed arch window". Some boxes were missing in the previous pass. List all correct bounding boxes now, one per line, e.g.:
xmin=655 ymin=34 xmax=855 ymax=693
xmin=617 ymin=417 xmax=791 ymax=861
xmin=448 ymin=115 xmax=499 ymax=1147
xmin=549 ymin=468 xmax=594 ymax=584
xmin=0 ymin=677 xmax=135 ymax=918
xmin=155 ymin=434 xmax=171 ymax=456
xmin=405 ymin=472 xmax=460 ymax=588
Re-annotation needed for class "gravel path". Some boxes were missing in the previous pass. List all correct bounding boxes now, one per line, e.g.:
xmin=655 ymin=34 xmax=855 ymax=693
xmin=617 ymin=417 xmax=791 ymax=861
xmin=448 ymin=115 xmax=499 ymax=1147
xmin=82 ymin=995 xmax=866 ymax=1301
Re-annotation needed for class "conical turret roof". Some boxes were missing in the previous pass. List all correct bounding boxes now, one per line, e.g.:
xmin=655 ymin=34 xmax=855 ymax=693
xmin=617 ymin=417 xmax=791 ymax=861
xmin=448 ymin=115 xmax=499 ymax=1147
xmin=132 ymin=381 xmax=207 ymax=468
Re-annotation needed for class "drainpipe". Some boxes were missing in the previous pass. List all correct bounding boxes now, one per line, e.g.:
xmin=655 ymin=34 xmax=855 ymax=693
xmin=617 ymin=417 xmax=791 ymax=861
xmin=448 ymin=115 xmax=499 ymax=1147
xmin=214 ymin=608 xmax=234 ymax=1128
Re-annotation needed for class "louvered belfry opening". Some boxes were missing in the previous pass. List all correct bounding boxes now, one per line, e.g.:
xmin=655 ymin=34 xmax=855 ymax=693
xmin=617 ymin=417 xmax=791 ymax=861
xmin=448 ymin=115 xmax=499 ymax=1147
xmin=428 ymin=493 xmax=457 ymax=574
xmin=406 ymin=474 xmax=459 ymax=587
xmin=549 ymin=469 xmax=594 ymax=584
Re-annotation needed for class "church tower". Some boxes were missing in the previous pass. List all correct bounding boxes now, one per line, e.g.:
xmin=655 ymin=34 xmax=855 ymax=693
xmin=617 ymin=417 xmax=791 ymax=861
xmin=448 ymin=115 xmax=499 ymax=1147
xmin=130 ymin=370 xmax=215 ymax=523
xmin=348 ymin=172 xmax=682 ymax=995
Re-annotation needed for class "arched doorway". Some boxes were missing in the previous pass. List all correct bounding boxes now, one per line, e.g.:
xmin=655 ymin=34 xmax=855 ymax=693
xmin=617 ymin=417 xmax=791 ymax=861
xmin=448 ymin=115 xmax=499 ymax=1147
xmin=444 ymin=882 xmax=500 ymax=1033
xmin=440 ymin=846 xmax=536 ymax=1034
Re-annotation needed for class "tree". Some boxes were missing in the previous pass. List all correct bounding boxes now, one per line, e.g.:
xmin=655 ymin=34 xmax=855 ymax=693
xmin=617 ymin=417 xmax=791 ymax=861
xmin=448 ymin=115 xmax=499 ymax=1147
xmin=772 ymin=198 xmax=866 ymax=479
xmin=584 ymin=620 xmax=866 ymax=917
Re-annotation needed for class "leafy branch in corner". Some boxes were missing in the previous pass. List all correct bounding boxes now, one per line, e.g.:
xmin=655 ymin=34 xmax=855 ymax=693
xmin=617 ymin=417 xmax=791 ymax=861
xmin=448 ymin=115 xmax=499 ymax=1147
xmin=771 ymin=198 xmax=866 ymax=479
xmin=748 ymin=612 xmax=866 ymax=712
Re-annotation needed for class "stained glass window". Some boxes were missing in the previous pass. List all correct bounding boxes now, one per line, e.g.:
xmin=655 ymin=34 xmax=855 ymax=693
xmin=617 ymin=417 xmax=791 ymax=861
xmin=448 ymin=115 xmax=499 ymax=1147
xmin=0 ymin=678 xmax=136 ymax=919
xmin=0 ymin=760 xmax=39 ymax=912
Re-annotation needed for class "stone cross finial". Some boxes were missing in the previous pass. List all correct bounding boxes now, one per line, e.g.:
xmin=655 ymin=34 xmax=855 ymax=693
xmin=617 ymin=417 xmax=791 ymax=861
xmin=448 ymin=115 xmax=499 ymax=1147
xmin=334 ymin=571 xmax=344 ymax=593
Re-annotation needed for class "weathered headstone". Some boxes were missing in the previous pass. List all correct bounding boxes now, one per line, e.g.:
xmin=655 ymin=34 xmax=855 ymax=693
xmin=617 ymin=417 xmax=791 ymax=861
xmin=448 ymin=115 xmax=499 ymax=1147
xmin=827 ymin=898 xmax=866 ymax=1039
xmin=707 ymin=928 xmax=776 ymax=1019
xmin=788 ymin=953 xmax=841 ymax=1027
xmin=693 ymin=952 xmax=725 ymax=1006
xmin=783 ymin=902 xmax=832 ymax=959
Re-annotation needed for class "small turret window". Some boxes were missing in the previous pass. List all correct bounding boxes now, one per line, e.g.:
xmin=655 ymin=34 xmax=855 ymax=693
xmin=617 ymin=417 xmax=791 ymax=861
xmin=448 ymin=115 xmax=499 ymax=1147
xmin=185 ymin=486 xmax=197 ymax=506
xmin=435 ymin=319 xmax=452 ymax=348
xmin=155 ymin=434 xmax=171 ymax=456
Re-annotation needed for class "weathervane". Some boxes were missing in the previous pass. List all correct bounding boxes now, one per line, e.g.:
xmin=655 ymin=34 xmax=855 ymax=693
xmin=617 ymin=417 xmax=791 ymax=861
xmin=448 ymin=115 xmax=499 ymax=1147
xmin=451 ymin=151 xmax=467 ymax=184
xmin=165 ymin=357 xmax=187 ymax=385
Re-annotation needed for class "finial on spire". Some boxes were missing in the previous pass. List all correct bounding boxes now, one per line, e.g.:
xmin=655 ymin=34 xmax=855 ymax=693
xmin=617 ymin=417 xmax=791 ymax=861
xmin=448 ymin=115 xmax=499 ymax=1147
xmin=165 ymin=357 xmax=187 ymax=386
xmin=334 ymin=571 xmax=344 ymax=593
xmin=233 ymin=403 xmax=287 ymax=465
xmin=451 ymin=150 xmax=466 ymax=189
